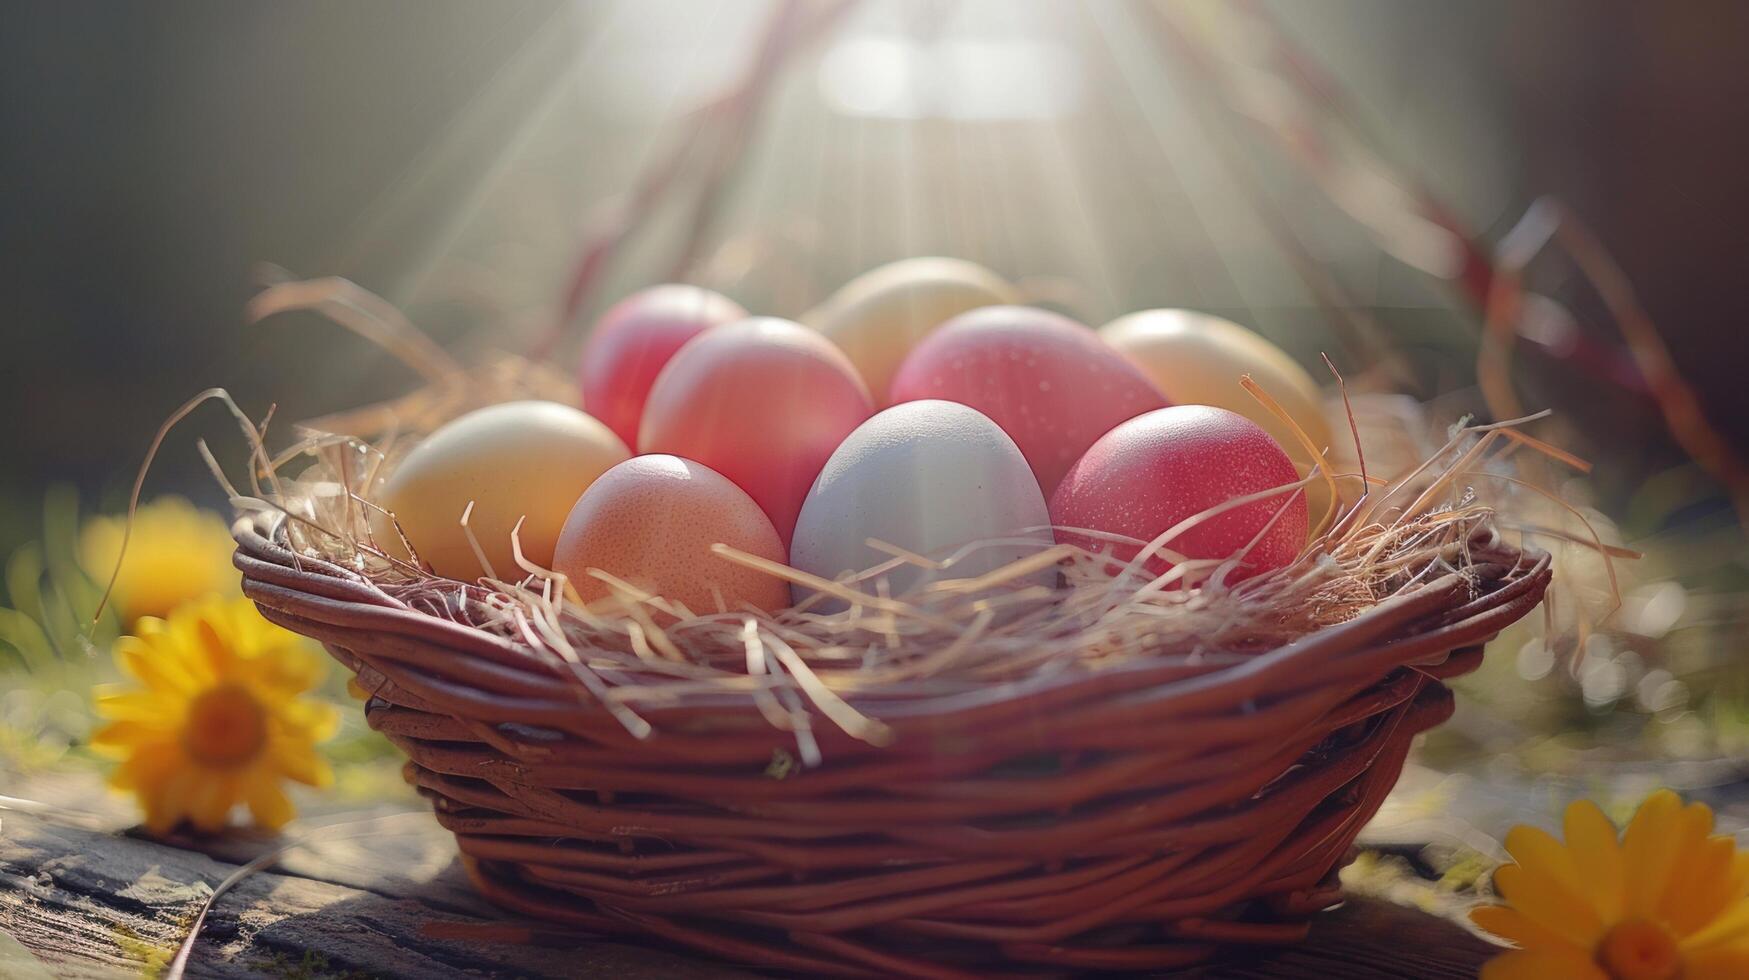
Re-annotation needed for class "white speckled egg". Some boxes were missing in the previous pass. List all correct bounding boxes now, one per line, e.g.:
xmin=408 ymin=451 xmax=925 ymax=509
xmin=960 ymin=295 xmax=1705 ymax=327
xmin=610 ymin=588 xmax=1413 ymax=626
xmin=789 ymin=400 xmax=1052 ymax=606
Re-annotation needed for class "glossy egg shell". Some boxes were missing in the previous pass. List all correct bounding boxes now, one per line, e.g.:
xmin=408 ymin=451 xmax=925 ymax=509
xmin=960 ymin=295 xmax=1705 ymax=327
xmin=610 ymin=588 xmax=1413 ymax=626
xmin=580 ymin=284 xmax=747 ymax=448
xmin=888 ymin=306 xmax=1169 ymax=494
xmin=807 ymin=257 xmax=1018 ymax=405
xmin=639 ymin=317 xmax=874 ymax=546
xmin=375 ymin=401 xmax=629 ymax=581
xmin=1049 ymin=405 xmax=1308 ymax=582
xmin=553 ymin=455 xmax=789 ymax=614
xmin=1099 ymin=309 xmax=1331 ymax=470
xmin=789 ymin=400 xmax=1052 ymax=606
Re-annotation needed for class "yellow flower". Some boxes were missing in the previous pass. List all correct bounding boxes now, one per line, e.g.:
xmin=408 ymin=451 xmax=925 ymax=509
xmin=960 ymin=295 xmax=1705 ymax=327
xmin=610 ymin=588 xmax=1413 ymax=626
xmin=79 ymin=496 xmax=239 ymax=625
xmin=91 ymin=597 xmax=339 ymax=834
xmin=1472 ymin=789 xmax=1749 ymax=980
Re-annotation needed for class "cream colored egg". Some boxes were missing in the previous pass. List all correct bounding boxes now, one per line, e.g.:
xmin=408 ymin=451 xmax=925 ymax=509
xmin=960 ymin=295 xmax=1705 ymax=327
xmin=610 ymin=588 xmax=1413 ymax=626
xmin=374 ymin=401 xmax=629 ymax=581
xmin=1099 ymin=310 xmax=1332 ymax=467
xmin=806 ymin=257 xmax=1019 ymax=404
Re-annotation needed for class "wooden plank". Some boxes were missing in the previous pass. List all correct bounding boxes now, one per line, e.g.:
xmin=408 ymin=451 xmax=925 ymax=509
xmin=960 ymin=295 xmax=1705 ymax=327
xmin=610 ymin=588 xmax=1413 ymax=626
xmin=0 ymin=808 xmax=751 ymax=979
xmin=1 ymin=801 xmax=1500 ymax=979
xmin=1203 ymin=900 xmax=1496 ymax=979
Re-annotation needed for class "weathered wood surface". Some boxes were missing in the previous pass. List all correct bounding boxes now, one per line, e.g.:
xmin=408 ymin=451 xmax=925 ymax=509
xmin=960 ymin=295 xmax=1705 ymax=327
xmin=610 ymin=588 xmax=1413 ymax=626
xmin=0 ymin=769 xmax=1503 ymax=979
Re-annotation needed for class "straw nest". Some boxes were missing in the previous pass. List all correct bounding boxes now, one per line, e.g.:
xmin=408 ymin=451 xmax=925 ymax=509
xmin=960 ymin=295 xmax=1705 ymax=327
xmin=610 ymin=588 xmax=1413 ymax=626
xmin=207 ymin=330 xmax=1559 ymax=975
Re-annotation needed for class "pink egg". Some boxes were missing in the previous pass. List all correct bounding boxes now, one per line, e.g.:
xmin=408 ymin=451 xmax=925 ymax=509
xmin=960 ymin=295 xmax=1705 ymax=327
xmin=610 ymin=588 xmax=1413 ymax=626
xmin=639 ymin=317 xmax=873 ymax=545
xmin=888 ymin=306 xmax=1169 ymax=494
xmin=579 ymin=285 xmax=748 ymax=448
xmin=1049 ymin=406 xmax=1308 ymax=582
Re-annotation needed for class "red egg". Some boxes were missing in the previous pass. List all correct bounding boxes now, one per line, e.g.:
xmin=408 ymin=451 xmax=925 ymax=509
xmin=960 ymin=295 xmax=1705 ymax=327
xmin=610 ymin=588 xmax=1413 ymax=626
xmin=580 ymin=285 xmax=748 ymax=448
xmin=1049 ymin=406 xmax=1308 ymax=582
xmin=888 ymin=306 xmax=1169 ymax=494
xmin=639 ymin=317 xmax=873 ymax=545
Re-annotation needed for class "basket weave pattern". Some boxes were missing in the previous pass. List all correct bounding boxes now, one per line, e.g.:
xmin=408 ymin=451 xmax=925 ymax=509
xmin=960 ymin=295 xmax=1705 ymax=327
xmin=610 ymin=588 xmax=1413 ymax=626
xmin=235 ymin=513 xmax=1549 ymax=978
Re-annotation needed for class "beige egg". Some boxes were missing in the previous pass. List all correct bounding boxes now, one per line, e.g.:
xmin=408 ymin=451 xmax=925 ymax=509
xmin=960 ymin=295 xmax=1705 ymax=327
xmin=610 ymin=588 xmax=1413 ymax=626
xmin=374 ymin=401 xmax=629 ymax=580
xmin=1100 ymin=310 xmax=1334 ymax=519
xmin=554 ymin=454 xmax=789 ymax=614
xmin=806 ymin=257 xmax=1019 ymax=403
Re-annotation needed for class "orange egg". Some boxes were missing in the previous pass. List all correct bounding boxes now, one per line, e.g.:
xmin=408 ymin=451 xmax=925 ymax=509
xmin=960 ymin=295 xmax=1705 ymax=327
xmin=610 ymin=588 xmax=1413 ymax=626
xmin=552 ymin=455 xmax=789 ymax=613
xmin=639 ymin=317 xmax=873 ymax=545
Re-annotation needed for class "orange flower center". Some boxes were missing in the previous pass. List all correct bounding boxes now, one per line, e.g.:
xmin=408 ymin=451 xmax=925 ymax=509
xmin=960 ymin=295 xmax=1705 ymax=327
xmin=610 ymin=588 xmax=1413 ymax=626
xmin=182 ymin=684 xmax=268 ymax=769
xmin=1596 ymin=918 xmax=1680 ymax=980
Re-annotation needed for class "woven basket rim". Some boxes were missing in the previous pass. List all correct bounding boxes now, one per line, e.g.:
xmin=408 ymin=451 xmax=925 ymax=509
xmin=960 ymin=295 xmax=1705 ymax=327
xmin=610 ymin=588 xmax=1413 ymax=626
xmin=233 ymin=509 xmax=1551 ymax=740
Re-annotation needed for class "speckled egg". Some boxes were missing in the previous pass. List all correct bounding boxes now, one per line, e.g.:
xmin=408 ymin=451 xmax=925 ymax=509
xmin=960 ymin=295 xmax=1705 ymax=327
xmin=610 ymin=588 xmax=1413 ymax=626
xmin=553 ymin=455 xmax=789 ymax=614
xmin=888 ymin=306 xmax=1169 ymax=495
xmin=1049 ymin=405 xmax=1308 ymax=583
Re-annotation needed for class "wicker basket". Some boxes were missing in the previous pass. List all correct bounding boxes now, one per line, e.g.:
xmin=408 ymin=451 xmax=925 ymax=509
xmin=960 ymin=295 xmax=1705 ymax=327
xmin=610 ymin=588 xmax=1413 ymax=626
xmin=234 ymin=510 xmax=1549 ymax=978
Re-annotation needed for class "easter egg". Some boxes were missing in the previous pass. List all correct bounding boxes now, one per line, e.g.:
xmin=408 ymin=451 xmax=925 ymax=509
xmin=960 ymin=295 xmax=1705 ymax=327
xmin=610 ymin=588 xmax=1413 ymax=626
xmin=639 ymin=317 xmax=873 ymax=545
xmin=1099 ymin=309 xmax=1331 ymax=467
xmin=580 ymin=284 xmax=747 ymax=448
xmin=790 ymin=400 xmax=1052 ymax=605
xmin=807 ymin=257 xmax=1018 ymax=404
xmin=553 ymin=455 xmax=789 ymax=613
xmin=888 ymin=306 xmax=1169 ymax=495
xmin=1049 ymin=406 xmax=1308 ymax=582
xmin=376 ymin=401 xmax=629 ymax=581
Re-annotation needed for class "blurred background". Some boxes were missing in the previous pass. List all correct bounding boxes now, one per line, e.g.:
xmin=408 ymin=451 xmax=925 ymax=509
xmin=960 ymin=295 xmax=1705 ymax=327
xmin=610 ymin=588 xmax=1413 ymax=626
xmin=4 ymin=0 xmax=1749 ymax=808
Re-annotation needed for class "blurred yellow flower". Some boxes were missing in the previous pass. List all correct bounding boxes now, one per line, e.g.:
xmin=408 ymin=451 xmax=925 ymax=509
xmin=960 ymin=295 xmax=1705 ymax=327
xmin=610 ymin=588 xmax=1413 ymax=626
xmin=79 ymin=496 xmax=238 ymax=625
xmin=1472 ymin=789 xmax=1749 ymax=979
xmin=91 ymin=597 xmax=338 ymax=834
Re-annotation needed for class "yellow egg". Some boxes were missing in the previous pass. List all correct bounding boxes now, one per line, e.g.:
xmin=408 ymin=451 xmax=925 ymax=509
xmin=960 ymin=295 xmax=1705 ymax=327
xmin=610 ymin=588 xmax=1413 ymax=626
xmin=374 ymin=401 xmax=629 ymax=580
xmin=1099 ymin=310 xmax=1334 ymax=510
xmin=806 ymin=257 xmax=1019 ymax=403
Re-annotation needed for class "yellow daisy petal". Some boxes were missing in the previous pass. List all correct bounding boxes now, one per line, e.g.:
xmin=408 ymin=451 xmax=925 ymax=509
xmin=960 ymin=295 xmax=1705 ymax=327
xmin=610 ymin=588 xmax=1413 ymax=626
xmin=93 ymin=687 xmax=178 ymax=723
xmin=1494 ymin=863 xmax=1606 ymax=947
xmin=142 ymin=766 xmax=200 ymax=836
xmin=108 ymin=741 xmax=178 ymax=793
xmin=1480 ymin=948 xmax=1608 ymax=980
xmin=187 ymin=775 xmax=239 ymax=833
xmin=1684 ymin=941 xmax=1749 ymax=979
xmin=1621 ymin=790 xmax=1685 ymax=919
xmin=1731 ymin=852 xmax=1749 ymax=899
xmin=1471 ymin=904 xmax=1589 ymax=955
xmin=90 ymin=719 xmax=171 ymax=750
xmin=196 ymin=618 xmax=242 ymax=680
xmin=116 ymin=636 xmax=197 ymax=695
xmin=272 ymin=739 xmax=334 ymax=788
xmin=1664 ymin=836 xmax=1740 ymax=937
xmin=1682 ymin=899 xmax=1749 ymax=952
xmin=1506 ymin=825 xmax=1596 ymax=919
xmin=1562 ymin=799 xmax=1626 ymax=923
xmin=244 ymin=775 xmax=296 ymax=831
